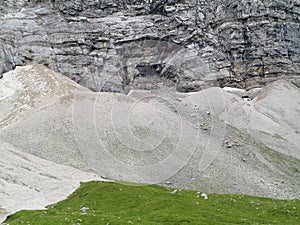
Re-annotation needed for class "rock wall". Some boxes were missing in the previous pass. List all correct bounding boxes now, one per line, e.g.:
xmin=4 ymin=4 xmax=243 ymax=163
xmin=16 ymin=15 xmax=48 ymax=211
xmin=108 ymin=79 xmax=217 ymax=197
xmin=0 ymin=0 xmax=299 ymax=92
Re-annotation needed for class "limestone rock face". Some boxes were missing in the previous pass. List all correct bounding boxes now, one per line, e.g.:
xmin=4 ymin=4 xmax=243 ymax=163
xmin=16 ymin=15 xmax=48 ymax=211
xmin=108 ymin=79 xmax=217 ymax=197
xmin=0 ymin=0 xmax=300 ymax=92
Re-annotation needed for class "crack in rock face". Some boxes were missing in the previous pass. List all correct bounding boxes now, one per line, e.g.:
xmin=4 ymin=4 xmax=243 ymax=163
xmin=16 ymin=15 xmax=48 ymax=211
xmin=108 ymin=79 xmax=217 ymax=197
xmin=0 ymin=0 xmax=299 ymax=92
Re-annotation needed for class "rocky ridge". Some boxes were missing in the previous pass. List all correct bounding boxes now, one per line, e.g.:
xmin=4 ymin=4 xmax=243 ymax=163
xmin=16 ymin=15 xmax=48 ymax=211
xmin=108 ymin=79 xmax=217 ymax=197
xmin=0 ymin=0 xmax=299 ymax=93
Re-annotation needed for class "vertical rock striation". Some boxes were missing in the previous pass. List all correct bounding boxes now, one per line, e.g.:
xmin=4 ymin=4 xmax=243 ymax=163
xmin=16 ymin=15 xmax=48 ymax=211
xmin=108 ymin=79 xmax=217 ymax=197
xmin=0 ymin=0 xmax=299 ymax=92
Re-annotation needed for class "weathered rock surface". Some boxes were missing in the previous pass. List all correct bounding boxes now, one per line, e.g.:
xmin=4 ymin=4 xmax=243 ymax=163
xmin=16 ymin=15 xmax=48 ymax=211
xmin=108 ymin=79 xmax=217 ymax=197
xmin=0 ymin=0 xmax=299 ymax=93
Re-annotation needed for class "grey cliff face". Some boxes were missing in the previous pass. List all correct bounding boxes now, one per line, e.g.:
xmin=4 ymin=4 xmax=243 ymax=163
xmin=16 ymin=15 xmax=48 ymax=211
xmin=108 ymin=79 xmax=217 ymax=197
xmin=0 ymin=0 xmax=299 ymax=92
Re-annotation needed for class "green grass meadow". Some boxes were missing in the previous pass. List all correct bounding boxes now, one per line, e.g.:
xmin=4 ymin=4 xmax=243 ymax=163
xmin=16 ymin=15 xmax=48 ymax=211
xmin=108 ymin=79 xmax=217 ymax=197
xmin=4 ymin=181 xmax=299 ymax=225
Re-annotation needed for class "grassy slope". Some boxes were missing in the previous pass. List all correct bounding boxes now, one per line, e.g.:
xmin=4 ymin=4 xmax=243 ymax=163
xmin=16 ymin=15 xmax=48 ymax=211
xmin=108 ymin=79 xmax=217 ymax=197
xmin=4 ymin=181 xmax=299 ymax=225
